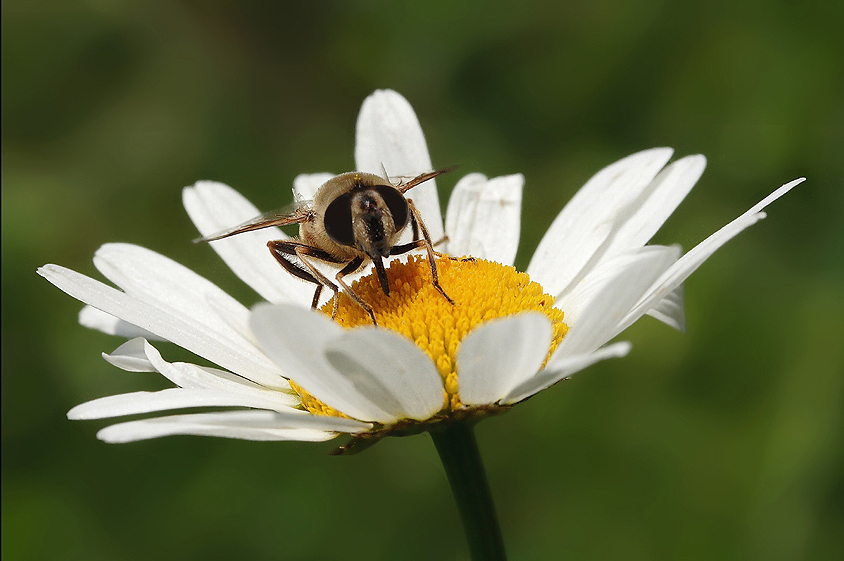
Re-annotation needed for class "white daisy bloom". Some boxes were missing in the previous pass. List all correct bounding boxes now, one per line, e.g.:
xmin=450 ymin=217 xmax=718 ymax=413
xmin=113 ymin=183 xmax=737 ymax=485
xmin=38 ymin=89 xmax=803 ymax=451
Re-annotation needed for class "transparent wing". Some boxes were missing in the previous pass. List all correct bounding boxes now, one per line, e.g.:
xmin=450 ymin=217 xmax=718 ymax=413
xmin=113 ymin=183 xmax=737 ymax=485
xmin=194 ymin=200 xmax=313 ymax=242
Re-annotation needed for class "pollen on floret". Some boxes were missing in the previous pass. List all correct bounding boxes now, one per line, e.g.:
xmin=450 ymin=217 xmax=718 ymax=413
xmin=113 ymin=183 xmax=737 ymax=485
xmin=287 ymin=255 xmax=568 ymax=419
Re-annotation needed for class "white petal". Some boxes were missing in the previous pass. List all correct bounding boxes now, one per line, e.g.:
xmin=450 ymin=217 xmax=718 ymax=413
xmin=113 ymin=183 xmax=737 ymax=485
xmin=527 ymin=154 xmax=703 ymax=332
xmin=250 ymin=304 xmax=387 ymax=421
xmin=444 ymin=173 xmax=486 ymax=255
xmin=91 ymin=243 xmax=287 ymax=378
xmin=599 ymin=155 xmax=705 ymax=265
xmin=354 ymin=90 xmax=443 ymax=243
xmin=550 ymin=245 xmax=680 ymax=361
xmin=556 ymin=244 xmax=680 ymax=327
xmin=293 ymin=173 xmax=335 ymax=202
xmin=615 ymin=178 xmax=806 ymax=337
xmin=182 ymin=180 xmax=312 ymax=304
xmin=106 ymin=339 xmax=296 ymax=406
xmin=78 ymin=305 xmax=164 ymax=341
xmin=444 ymin=173 xmax=523 ymax=265
xmin=101 ymin=338 xmax=156 ymax=372
xmin=67 ymin=387 xmax=310 ymax=420
xmin=37 ymin=265 xmax=288 ymax=389
xmin=646 ymin=284 xmax=685 ymax=332
xmin=554 ymin=155 xmax=702 ymax=332
xmin=94 ymin=243 xmax=254 ymax=346
xmin=527 ymin=147 xmax=674 ymax=297
xmin=324 ymin=328 xmax=444 ymax=422
xmin=251 ymin=304 xmax=443 ymax=423
xmin=95 ymin=411 xmax=346 ymax=443
xmin=503 ymin=342 xmax=632 ymax=404
xmin=457 ymin=313 xmax=553 ymax=406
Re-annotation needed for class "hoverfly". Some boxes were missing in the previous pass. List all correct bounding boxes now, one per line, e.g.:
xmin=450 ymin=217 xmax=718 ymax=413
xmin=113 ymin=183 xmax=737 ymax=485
xmin=196 ymin=169 xmax=454 ymax=325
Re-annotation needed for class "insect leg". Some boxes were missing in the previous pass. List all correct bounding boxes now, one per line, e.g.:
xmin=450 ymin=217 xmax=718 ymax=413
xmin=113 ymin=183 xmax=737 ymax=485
xmin=429 ymin=234 xmax=472 ymax=261
xmin=395 ymin=200 xmax=455 ymax=305
xmin=411 ymin=211 xmax=419 ymax=242
xmin=333 ymin=256 xmax=379 ymax=325
xmin=311 ymin=284 xmax=323 ymax=309
xmin=432 ymin=234 xmax=449 ymax=248
xmin=267 ymin=240 xmax=344 ymax=309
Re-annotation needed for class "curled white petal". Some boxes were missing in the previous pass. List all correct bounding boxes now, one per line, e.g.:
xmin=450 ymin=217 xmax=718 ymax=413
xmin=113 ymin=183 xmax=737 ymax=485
xmin=103 ymin=338 xmax=295 ymax=406
xmin=101 ymin=338 xmax=156 ymax=372
xmin=646 ymin=285 xmax=685 ymax=332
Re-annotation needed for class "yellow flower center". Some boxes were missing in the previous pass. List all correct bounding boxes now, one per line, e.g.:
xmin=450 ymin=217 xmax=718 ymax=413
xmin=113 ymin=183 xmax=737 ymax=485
xmin=290 ymin=255 xmax=568 ymax=419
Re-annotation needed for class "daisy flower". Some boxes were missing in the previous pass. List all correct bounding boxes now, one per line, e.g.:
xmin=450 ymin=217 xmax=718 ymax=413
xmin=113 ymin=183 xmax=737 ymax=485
xmin=39 ymin=89 xmax=802 ymax=560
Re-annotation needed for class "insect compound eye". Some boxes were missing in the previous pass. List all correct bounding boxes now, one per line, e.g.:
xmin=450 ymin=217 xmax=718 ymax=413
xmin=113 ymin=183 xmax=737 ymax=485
xmin=323 ymin=193 xmax=355 ymax=246
xmin=375 ymin=186 xmax=409 ymax=230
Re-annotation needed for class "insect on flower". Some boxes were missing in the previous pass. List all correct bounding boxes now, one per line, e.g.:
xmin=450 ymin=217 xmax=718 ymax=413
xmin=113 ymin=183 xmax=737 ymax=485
xmin=196 ymin=169 xmax=455 ymax=325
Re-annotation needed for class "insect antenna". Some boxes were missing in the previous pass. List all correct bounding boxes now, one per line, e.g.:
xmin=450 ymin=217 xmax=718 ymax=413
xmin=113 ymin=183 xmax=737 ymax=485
xmin=396 ymin=165 xmax=459 ymax=194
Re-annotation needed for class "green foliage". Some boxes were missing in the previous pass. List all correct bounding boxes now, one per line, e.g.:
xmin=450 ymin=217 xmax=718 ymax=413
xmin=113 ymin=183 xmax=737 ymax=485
xmin=3 ymin=1 xmax=842 ymax=559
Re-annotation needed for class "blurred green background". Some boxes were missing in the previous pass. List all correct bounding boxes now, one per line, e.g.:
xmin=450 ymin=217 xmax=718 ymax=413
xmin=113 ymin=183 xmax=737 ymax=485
xmin=3 ymin=1 xmax=842 ymax=560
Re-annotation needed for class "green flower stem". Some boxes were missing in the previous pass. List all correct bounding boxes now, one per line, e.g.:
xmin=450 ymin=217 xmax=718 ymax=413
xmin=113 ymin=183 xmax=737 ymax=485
xmin=431 ymin=422 xmax=507 ymax=561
